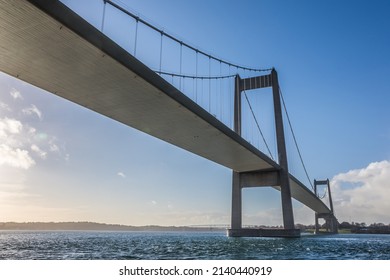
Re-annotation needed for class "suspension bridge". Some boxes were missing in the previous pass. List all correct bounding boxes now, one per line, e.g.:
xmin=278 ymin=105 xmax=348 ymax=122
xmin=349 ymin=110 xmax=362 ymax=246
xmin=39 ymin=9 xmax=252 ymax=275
xmin=0 ymin=0 xmax=338 ymax=237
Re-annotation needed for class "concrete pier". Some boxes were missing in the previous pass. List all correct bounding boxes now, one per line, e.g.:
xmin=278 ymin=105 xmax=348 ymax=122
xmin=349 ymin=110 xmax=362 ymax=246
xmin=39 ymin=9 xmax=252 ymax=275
xmin=228 ymin=228 xmax=300 ymax=238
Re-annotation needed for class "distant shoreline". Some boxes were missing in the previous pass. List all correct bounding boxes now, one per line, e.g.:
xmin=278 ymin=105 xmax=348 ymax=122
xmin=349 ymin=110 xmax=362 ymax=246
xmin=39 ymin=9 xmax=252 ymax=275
xmin=2 ymin=222 xmax=390 ymax=234
xmin=0 ymin=222 xmax=225 ymax=232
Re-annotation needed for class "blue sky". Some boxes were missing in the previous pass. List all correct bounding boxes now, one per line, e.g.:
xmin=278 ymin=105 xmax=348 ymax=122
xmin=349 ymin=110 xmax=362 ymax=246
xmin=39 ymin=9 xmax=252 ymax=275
xmin=0 ymin=0 xmax=389 ymax=226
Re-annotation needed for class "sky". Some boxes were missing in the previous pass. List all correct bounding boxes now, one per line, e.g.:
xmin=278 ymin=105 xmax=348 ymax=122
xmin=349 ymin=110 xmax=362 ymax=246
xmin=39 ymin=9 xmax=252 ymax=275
xmin=0 ymin=0 xmax=389 ymax=226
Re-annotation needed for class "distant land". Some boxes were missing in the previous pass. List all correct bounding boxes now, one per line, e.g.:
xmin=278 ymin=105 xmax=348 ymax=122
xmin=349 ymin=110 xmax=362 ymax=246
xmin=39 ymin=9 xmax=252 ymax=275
xmin=0 ymin=222 xmax=225 ymax=232
xmin=2 ymin=221 xmax=390 ymax=234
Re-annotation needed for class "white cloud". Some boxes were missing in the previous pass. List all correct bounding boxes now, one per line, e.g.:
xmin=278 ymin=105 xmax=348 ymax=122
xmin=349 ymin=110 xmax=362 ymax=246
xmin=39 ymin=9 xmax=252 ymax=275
xmin=117 ymin=172 xmax=126 ymax=178
xmin=10 ymin=88 xmax=23 ymax=100
xmin=0 ymin=101 xmax=11 ymax=112
xmin=0 ymin=117 xmax=22 ymax=137
xmin=28 ymin=126 xmax=36 ymax=134
xmin=0 ymin=117 xmax=24 ymax=149
xmin=0 ymin=144 xmax=35 ymax=169
xmin=49 ymin=143 xmax=59 ymax=152
xmin=31 ymin=144 xmax=47 ymax=159
xmin=22 ymin=104 xmax=43 ymax=120
xmin=0 ymin=118 xmax=35 ymax=169
xmin=331 ymin=160 xmax=390 ymax=224
xmin=0 ymin=116 xmax=65 ymax=168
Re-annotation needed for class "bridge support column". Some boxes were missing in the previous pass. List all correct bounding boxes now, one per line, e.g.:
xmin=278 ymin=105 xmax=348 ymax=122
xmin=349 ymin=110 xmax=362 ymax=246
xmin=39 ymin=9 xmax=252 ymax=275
xmin=271 ymin=69 xmax=295 ymax=231
xmin=315 ymin=212 xmax=320 ymax=234
xmin=228 ymin=70 xmax=299 ymax=238
xmin=231 ymin=171 xmax=242 ymax=230
xmin=314 ymin=179 xmax=338 ymax=234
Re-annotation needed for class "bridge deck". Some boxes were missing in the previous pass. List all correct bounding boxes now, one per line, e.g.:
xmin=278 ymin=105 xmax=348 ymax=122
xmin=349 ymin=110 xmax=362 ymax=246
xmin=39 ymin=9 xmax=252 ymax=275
xmin=0 ymin=0 xmax=331 ymax=215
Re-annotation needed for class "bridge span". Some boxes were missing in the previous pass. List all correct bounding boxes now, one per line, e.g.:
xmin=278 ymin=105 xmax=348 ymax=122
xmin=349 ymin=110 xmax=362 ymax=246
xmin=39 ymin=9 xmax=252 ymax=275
xmin=0 ymin=0 xmax=337 ymax=237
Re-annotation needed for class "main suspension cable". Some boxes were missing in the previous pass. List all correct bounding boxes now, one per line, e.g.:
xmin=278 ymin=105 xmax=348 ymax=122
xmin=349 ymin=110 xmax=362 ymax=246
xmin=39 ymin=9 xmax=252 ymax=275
xmin=319 ymin=187 xmax=327 ymax=199
xmin=279 ymin=88 xmax=314 ymax=191
xmin=105 ymin=0 xmax=272 ymax=73
xmin=155 ymin=70 xmax=236 ymax=80
xmin=243 ymin=91 xmax=274 ymax=160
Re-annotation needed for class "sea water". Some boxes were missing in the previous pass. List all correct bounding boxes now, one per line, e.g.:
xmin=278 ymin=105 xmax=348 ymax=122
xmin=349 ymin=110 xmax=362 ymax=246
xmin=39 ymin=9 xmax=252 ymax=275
xmin=0 ymin=231 xmax=389 ymax=260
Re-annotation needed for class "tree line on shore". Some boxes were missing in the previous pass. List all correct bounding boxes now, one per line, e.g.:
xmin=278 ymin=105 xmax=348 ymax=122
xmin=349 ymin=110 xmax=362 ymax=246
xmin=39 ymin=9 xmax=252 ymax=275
xmin=338 ymin=221 xmax=390 ymax=234
xmin=1 ymin=221 xmax=390 ymax=233
xmin=0 ymin=222 xmax=222 ymax=231
xmin=295 ymin=221 xmax=390 ymax=234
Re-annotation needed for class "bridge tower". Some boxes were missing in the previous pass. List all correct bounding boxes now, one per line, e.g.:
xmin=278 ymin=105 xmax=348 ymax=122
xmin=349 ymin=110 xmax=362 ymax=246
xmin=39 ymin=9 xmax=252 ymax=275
xmin=228 ymin=69 xmax=300 ymax=237
xmin=314 ymin=179 xmax=338 ymax=234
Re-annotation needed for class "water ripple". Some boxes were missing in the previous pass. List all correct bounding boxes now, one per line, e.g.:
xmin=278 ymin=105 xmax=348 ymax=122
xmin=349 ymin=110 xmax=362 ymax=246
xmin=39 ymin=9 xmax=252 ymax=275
xmin=0 ymin=231 xmax=389 ymax=260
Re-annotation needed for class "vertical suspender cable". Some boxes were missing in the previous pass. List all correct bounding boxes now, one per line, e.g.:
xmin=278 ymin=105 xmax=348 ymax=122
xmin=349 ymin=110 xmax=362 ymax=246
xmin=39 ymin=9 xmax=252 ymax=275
xmin=229 ymin=65 xmax=232 ymax=129
xmin=220 ymin=61 xmax=223 ymax=121
xmin=134 ymin=19 xmax=139 ymax=57
xmin=256 ymin=92 xmax=261 ymax=149
xmin=192 ymin=77 xmax=195 ymax=101
xmin=250 ymin=78 xmax=254 ymax=145
xmin=159 ymin=32 xmax=163 ymax=73
xmin=104 ymin=0 xmax=272 ymax=72
xmin=101 ymin=0 xmax=106 ymax=32
xmin=209 ymin=56 xmax=211 ymax=112
xmin=179 ymin=43 xmax=183 ymax=91
xmin=195 ymin=51 xmax=198 ymax=102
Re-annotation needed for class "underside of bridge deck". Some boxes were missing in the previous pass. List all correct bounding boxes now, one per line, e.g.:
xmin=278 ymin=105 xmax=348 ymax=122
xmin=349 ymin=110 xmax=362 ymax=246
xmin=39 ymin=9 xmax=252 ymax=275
xmin=0 ymin=0 xmax=334 ymax=238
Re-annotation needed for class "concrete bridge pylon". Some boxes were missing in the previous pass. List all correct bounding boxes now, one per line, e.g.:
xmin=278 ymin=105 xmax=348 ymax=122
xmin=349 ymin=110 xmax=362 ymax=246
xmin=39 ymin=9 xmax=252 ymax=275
xmin=314 ymin=179 xmax=338 ymax=234
xmin=228 ymin=69 xmax=300 ymax=238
